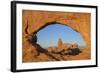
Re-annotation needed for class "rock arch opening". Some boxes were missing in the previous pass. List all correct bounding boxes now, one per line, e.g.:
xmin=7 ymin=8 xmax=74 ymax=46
xmin=36 ymin=23 xmax=86 ymax=49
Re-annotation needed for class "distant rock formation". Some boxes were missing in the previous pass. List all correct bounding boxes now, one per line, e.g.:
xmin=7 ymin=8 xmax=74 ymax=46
xmin=47 ymin=38 xmax=82 ymax=56
xmin=58 ymin=38 xmax=63 ymax=49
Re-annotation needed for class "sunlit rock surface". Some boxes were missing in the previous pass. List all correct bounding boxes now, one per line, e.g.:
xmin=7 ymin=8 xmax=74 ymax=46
xmin=22 ymin=10 xmax=91 ymax=62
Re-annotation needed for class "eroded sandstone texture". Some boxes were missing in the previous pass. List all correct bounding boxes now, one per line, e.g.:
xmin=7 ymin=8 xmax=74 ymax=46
xmin=22 ymin=10 xmax=91 ymax=62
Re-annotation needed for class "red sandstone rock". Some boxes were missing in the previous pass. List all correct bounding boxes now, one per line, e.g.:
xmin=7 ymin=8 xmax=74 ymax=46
xmin=22 ymin=10 xmax=91 ymax=62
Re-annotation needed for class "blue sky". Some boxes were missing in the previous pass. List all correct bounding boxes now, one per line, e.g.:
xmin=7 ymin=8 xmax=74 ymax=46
xmin=37 ymin=24 xmax=85 ymax=48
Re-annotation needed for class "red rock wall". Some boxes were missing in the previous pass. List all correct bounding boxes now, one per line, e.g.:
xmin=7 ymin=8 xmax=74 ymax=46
xmin=22 ymin=10 xmax=91 ymax=62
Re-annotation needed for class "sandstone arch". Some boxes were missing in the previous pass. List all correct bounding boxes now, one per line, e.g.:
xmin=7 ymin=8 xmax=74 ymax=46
xmin=22 ymin=10 xmax=91 ymax=62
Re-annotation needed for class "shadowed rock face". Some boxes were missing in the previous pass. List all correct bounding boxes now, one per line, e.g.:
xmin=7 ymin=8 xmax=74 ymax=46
xmin=22 ymin=10 xmax=91 ymax=62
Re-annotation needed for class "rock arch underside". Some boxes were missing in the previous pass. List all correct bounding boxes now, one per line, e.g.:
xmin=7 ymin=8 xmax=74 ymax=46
xmin=22 ymin=10 xmax=91 ymax=62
